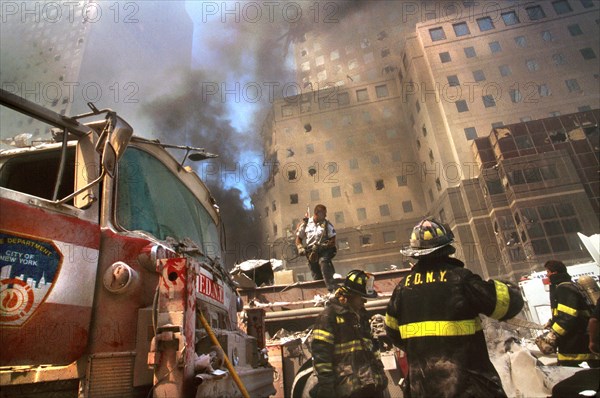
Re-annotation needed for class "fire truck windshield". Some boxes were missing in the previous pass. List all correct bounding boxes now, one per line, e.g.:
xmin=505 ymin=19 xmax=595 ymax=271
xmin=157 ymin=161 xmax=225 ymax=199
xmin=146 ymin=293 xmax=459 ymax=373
xmin=116 ymin=147 xmax=221 ymax=260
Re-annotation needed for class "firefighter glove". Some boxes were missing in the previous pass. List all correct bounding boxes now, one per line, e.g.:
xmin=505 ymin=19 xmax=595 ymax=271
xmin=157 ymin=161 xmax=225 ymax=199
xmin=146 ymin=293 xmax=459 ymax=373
xmin=535 ymin=330 xmax=558 ymax=355
xmin=297 ymin=245 xmax=306 ymax=256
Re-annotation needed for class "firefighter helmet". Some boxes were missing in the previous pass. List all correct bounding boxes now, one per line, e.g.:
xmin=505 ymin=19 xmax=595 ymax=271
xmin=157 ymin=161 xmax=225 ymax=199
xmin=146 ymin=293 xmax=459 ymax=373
xmin=400 ymin=219 xmax=454 ymax=257
xmin=342 ymin=269 xmax=378 ymax=298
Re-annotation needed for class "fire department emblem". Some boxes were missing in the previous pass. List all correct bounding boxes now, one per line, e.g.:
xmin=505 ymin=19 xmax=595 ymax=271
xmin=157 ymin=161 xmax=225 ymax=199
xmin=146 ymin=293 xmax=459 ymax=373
xmin=0 ymin=232 xmax=62 ymax=326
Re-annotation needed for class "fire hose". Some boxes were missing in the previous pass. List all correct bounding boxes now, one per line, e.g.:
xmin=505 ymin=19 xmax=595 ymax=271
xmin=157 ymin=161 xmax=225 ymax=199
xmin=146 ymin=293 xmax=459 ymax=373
xmin=198 ymin=311 xmax=250 ymax=398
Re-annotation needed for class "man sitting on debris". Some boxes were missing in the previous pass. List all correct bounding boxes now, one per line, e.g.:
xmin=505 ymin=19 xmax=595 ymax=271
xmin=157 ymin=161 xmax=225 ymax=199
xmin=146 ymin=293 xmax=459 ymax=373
xmin=296 ymin=204 xmax=337 ymax=292
xmin=311 ymin=270 xmax=388 ymax=398
xmin=539 ymin=260 xmax=600 ymax=368
xmin=385 ymin=218 xmax=524 ymax=398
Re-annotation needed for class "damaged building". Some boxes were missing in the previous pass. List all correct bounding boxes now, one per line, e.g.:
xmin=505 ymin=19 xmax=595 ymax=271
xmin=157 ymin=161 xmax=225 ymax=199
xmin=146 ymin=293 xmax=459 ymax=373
xmin=253 ymin=0 xmax=600 ymax=281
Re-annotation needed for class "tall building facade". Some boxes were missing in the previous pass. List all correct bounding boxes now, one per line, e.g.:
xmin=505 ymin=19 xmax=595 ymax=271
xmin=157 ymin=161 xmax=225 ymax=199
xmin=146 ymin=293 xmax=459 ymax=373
xmin=1 ymin=1 xmax=193 ymax=141
xmin=255 ymin=0 xmax=600 ymax=281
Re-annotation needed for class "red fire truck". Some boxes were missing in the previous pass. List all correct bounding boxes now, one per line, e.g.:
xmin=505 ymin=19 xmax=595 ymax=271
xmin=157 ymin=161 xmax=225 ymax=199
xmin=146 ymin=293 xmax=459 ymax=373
xmin=0 ymin=89 xmax=274 ymax=397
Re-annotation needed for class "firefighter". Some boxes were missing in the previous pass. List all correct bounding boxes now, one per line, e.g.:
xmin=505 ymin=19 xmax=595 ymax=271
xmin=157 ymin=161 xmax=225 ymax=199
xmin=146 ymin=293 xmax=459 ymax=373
xmin=385 ymin=219 xmax=524 ymax=398
xmin=540 ymin=260 xmax=600 ymax=367
xmin=311 ymin=270 xmax=388 ymax=398
xmin=296 ymin=204 xmax=337 ymax=292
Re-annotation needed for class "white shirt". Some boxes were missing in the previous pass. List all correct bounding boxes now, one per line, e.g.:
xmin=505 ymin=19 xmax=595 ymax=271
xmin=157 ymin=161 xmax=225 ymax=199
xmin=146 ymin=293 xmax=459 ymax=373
xmin=297 ymin=218 xmax=336 ymax=247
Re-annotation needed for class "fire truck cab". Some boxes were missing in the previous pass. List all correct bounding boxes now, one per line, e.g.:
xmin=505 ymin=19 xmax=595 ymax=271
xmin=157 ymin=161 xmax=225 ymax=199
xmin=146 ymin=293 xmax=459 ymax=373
xmin=0 ymin=89 xmax=274 ymax=397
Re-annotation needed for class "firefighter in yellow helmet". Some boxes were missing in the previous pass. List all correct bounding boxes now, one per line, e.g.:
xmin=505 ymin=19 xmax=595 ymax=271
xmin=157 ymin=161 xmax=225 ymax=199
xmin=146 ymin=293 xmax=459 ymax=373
xmin=311 ymin=270 xmax=388 ymax=398
xmin=385 ymin=219 xmax=524 ymax=398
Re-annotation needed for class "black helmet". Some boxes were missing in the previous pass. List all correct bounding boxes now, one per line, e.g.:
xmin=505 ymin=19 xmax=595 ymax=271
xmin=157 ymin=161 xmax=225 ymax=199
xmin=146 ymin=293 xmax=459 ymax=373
xmin=400 ymin=219 xmax=454 ymax=257
xmin=342 ymin=270 xmax=378 ymax=298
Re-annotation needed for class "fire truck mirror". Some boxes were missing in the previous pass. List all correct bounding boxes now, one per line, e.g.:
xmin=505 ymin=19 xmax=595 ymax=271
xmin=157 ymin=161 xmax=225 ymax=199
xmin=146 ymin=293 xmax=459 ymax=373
xmin=102 ymin=115 xmax=133 ymax=178
xmin=236 ymin=296 xmax=244 ymax=312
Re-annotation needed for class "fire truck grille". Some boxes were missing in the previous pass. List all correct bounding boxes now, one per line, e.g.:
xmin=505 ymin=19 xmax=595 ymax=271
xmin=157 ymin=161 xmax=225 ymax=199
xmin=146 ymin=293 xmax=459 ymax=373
xmin=86 ymin=352 xmax=136 ymax=398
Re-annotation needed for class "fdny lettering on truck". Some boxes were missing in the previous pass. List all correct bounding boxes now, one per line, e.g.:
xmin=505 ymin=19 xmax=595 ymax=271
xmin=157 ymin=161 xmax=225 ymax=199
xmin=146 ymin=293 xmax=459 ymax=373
xmin=197 ymin=273 xmax=224 ymax=303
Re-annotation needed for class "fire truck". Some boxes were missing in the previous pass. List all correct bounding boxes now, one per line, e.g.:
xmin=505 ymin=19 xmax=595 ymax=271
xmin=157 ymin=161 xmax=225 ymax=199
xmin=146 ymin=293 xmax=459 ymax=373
xmin=0 ymin=89 xmax=275 ymax=397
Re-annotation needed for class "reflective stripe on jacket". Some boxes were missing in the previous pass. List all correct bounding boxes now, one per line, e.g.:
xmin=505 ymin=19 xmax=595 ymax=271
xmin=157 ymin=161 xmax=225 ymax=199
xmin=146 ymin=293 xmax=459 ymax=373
xmin=384 ymin=256 xmax=523 ymax=398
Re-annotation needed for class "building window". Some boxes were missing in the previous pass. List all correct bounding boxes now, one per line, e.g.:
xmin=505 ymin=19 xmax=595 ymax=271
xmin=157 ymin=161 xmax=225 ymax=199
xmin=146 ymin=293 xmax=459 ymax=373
xmin=357 ymin=208 xmax=367 ymax=221
xmin=464 ymin=127 xmax=477 ymax=140
xmin=415 ymin=100 xmax=421 ymax=113
xmin=565 ymin=79 xmax=581 ymax=92
xmin=483 ymin=95 xmax=496 ymax=108
xmin=526 ymin=59 xmax=540 ymax=71
xmin=416 ymin=139 xmax=421 ymax=150
xmin=501 ymin=11 xmax=520 ymax=25
xmin=476 ymin=17 xmax=495 ymax=31
xmin=464 ymin=46 xmax=476 ymax=58
xmin=349 ymin=158 xmax=358 ymax=169
xmin=578 ymin=105 xmax=592 ymax=111
xmin=510 ymin=89 xmax=522 ymax=103
xmin=356 ymin=88 xmax=369 ymax=102
xmin=375 ymin=85 xmax=389 ymax=98
xmin=387 ymin=129 xmax=397 ymax=138
xmin=353 ymin=182 xmax=363 ymax=194
xmin=381 ymin=48 xmax=390 ymax=58
xmin=334 ymin=93 xmax=349 ymax=107
xmin=334 ymin=211 xmax=345 ymax=224
xmin=380 ymin=204 xmax=390 ymax=216
xmin=330 ymin=49 xmax=339 ymax=60
xmin=375 ymin=179 xmax=385 ymax=190
xmin=568 ymin=24 xmax=583 ymax=36
xmin=552 ymin=0 xmax=573 ymax=14
xmin=360 ymin=234 xmax=372 ymax=246
xmin=282 ymin=106 xmax=293 ymax=117
xmin=447 ymin=75 xmax=460 ymax=87
xmin=456 ymin=100 xmax=469 ymax=112
xmin=489 ymin=41 xmax=502 ymax=53
xmin=396 ymin=175 xmax=407 ymax=186
xmin=402 ymin=200 xmax=413 ymax=213
xmin=288 ymin=169 xmax=297 ymax=180
xmin=552 ymin=53 xmax=567 ymax=65
xmin=526 ymin=5 xmax=546 ymax=20
xmin=580 ymin=48 xmax=597 ymax=60
xmin=383 ymin=230 xmax=396 ymax=243
xmin=473 ymin=70 xmax=486 ymax=82
xmin=580 ymin=0 xmax=594 ymax=8
xmin=542 ymin=31 xmax=553 ymax=41
xmin=310 ymin=189 xmax=320 ymax=201
xmin=371 ymin=155 xmax=380 ymax=165
xmin=515 ymin=36 xmax=527 ymax=48
xmin=499 ymin=64 xmax=512 ymax=76
xmin=429 ymin=149 xmax=435 ymax=163
xmin=491 ymin=121 xmax=504 ymax=128
xmin=290 ymin=194 xmax=298 ymax=204
xmin=429 ymin=27 xmax=446 ymax=41
xmin=453 ymin=22 xmax=470 ymax=36
xmin=422 ymin=126 xmax=428 ymax=137
xmin=435 ymin=178 xmax=442 ymax=191
xmin=439 ymin=52 xmax=451 ymax=63
xmin=538 ymin=84 xmax=551 ymax=96
xmin=331 ymin=186 xmax=341 ymax=198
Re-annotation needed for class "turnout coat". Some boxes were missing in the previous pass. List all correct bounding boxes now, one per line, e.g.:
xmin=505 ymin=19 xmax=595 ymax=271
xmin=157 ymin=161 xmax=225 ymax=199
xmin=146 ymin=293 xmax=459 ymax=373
xmin=385 ymin=256 xmax=523 ymax=398
xmin=311 ymin=297 xmax=387 ymax=397
xmin=548 ymin=272 xmax=600 ymax=367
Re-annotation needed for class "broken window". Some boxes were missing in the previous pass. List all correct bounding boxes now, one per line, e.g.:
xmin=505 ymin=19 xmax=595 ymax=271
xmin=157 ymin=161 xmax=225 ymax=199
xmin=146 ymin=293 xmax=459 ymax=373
xmin=286 ymin=148 xmax=295 ymax=157
xmin=290 ymin=194 xmax=298 ymax=204
xmin=548 ymin=130 xmax=567 ymax=143
xmin=272 ymin=201 xmax=276 ymax=211
xmin=360 ymin=234 xmax=372 ymax=245
xmin=308 ymin=166 xmax=317 ymax=176
xmin=375 ymin=179 xmax=385 ymax=190
xmin=526 ymin=5 xmax=546 ymax=20
xmin=377 ymin=30 xmax=388 ymax=40
xmin=288 ymin=170 xmax=297 ymax=180
xmin=381 ymin=48 xmax=390 ymax=57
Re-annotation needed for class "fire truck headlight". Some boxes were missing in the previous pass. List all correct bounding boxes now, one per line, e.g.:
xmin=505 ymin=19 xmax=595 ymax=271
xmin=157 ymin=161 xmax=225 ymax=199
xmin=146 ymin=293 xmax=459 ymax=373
xmin=103 ymin=261 xmax=138 ymax=294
